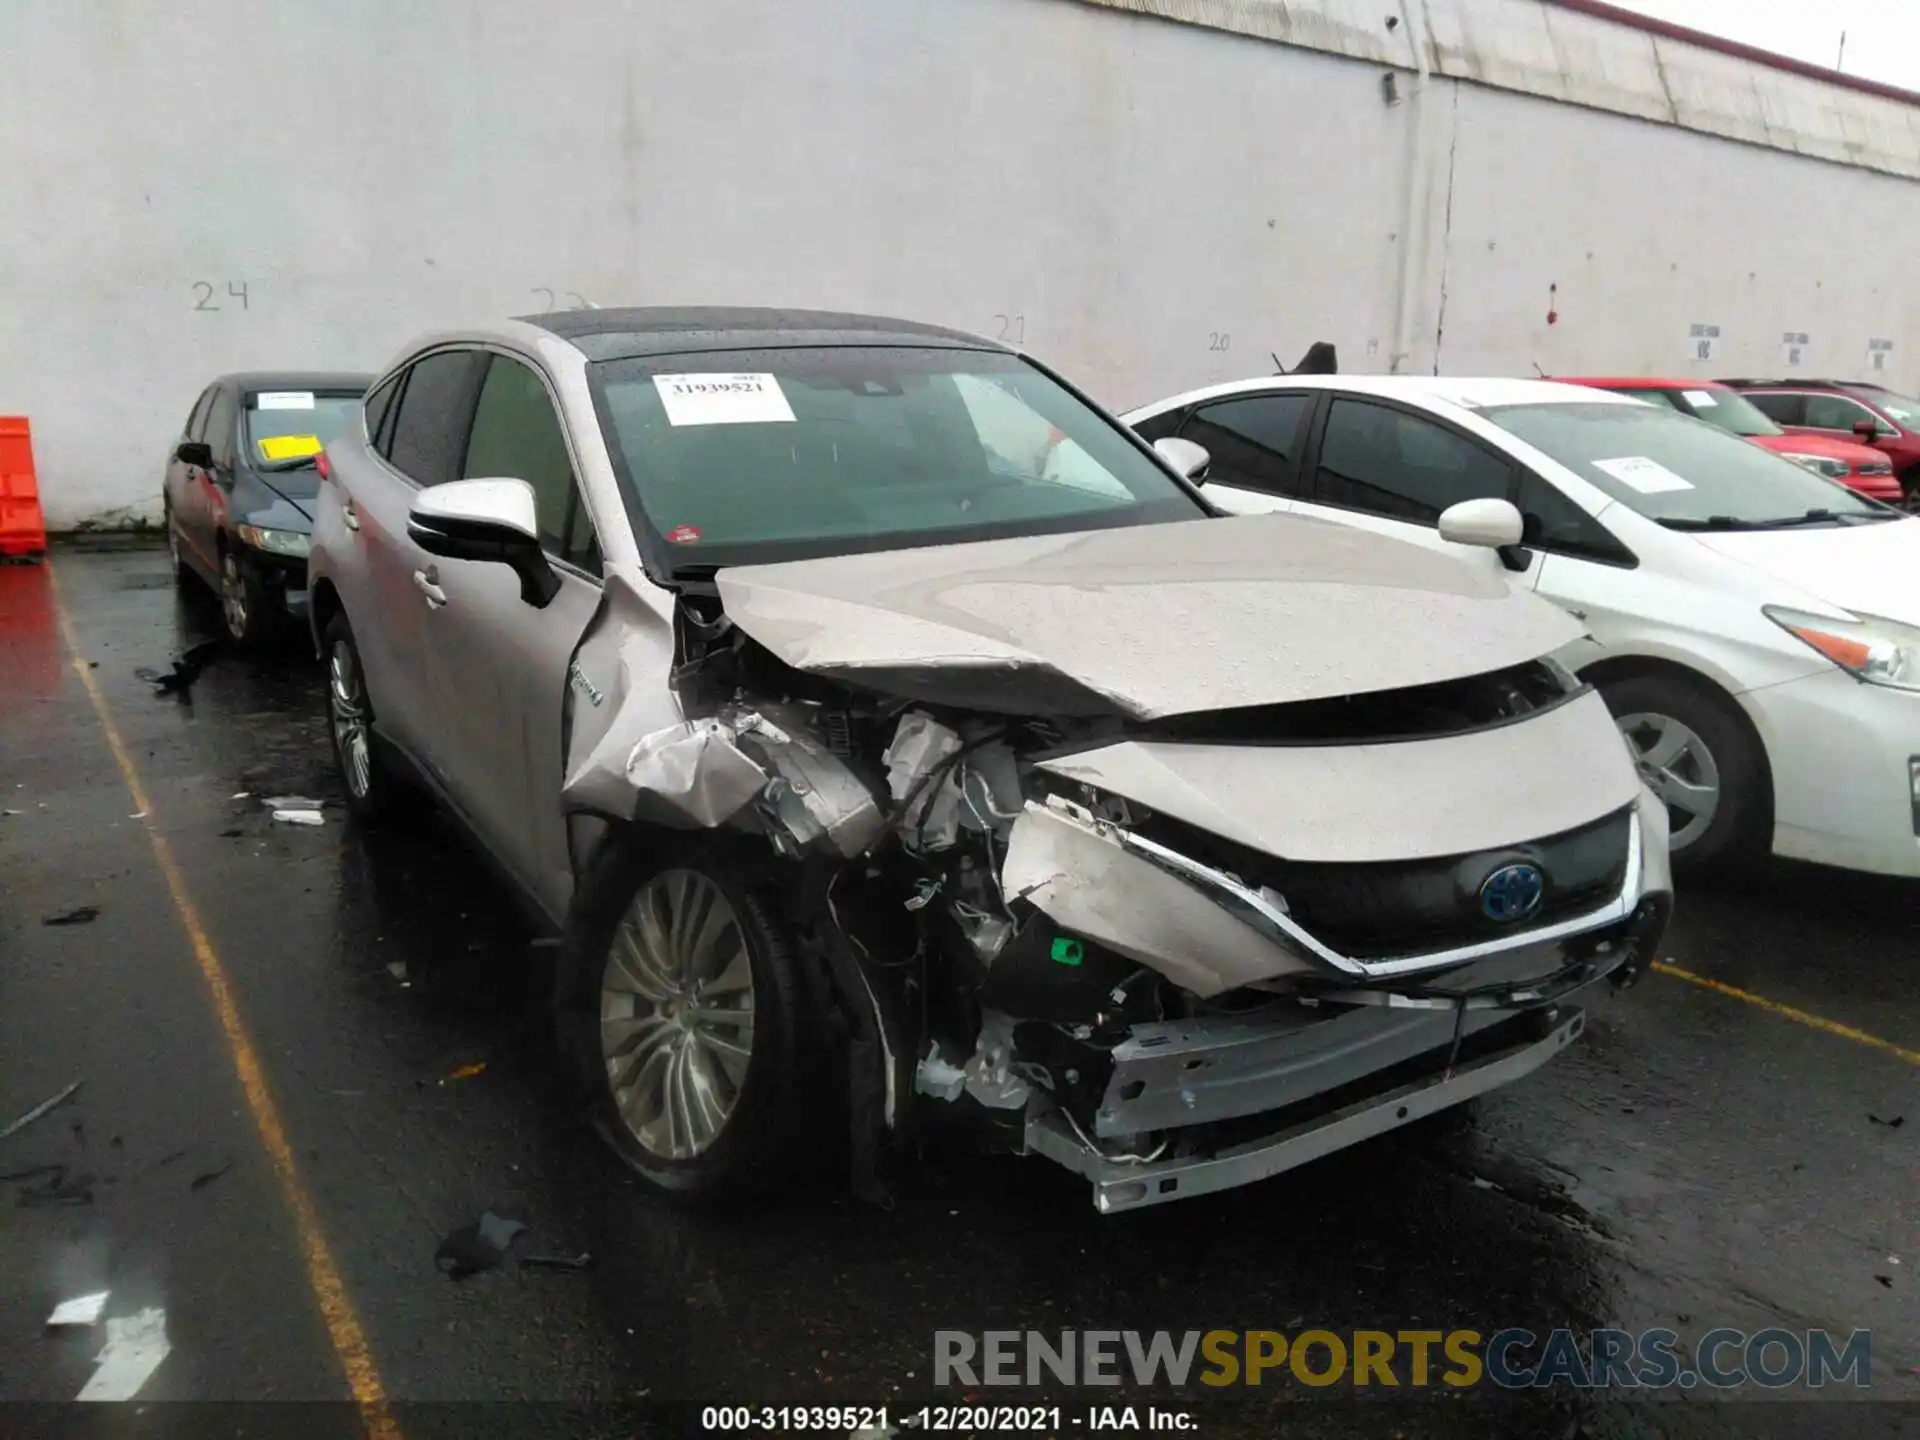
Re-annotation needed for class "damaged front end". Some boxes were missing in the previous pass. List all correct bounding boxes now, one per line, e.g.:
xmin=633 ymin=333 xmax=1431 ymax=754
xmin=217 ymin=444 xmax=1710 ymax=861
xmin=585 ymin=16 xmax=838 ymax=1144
xmin=562 ymin=571 xmax=1672 ymax=1214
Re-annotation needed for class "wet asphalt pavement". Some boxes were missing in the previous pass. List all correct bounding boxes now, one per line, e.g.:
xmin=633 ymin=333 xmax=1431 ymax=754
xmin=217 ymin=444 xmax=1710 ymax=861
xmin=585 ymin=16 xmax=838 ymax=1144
xmin=2 ymin=541 xmax=1916 ymax=1438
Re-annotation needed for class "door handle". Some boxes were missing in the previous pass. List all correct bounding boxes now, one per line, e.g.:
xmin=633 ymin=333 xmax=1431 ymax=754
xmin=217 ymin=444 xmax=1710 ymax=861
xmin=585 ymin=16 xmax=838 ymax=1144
xmin=341 ymin=499 xmax=360 ymax=532
xmin=413 ymin=567 xmax=447 ymax=608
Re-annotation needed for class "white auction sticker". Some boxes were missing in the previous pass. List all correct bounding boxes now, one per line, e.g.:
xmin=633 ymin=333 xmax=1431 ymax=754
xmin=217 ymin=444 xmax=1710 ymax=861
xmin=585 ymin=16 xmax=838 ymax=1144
xmin=255 ymin=391 xmax=315 ymax=410
xmin=652 ymin=373 xmax=795 ymax=427
xmin=1683 ymin=389 xmax=1718 ymax=408
xmin=1593 ymin=455 xmax=1694 ymax=494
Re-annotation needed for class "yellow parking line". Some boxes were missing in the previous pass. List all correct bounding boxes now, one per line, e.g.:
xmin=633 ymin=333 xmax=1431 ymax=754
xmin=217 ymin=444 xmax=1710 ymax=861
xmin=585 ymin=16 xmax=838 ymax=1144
xmin=1653 ymin=960 xmax=1920 ymax=1067
xmin=48 ymin=565 xmax=401 ymax=1440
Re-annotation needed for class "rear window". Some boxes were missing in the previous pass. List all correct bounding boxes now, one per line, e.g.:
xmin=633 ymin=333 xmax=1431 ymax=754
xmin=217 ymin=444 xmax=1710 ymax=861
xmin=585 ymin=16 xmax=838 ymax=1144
xmin=245 ymin=391 xmax=363 ymax=467
xmin=590 ymin=346 xmax=1204 ymax=570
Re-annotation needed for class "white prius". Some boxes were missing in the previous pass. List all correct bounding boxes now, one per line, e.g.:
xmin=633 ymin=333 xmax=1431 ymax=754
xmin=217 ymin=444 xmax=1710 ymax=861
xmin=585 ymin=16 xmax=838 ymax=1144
xmin=1125 ymin=375 xmax=1920 ymax=877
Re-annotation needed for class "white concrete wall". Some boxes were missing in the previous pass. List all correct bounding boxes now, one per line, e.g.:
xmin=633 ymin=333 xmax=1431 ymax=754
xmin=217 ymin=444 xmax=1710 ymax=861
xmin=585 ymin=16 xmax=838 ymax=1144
xmin=3 ymin=0 xmax=1916 ymax=528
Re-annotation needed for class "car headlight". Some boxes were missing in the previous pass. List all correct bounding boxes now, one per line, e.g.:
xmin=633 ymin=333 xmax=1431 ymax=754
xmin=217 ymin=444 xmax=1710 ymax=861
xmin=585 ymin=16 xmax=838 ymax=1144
xmin=236 ymin=524 xmax=311 ymax=558
xmin=1778 ymin=453 xmax=1850 ymax=480
xmin=1765 ymin=606 xmax=1920 ymax=691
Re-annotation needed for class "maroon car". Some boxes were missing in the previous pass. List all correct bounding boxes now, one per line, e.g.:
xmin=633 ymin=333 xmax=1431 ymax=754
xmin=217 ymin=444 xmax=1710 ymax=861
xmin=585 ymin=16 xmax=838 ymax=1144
xmin=1719 ymin=378 xmax=1920 ymax=501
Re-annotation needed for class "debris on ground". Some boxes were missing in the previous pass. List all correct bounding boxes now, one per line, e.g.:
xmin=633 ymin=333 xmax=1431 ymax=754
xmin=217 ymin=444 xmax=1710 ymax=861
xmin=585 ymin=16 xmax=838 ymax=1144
xmin=135 ymin=639 xmax=222 ymax=697
xmin=520 ymin=1252 xmax=592 ymax=1272
xmin=2 ymin=808 xmax=22 ymax=817
xmin=189 ymin=1161 xmax=233 ymax=1192
xmin=219 ymin=828 xmax=243 ymax=838
xmin=1 ymin=1080 xmax=83 ymax=1140
xmin=1875 ymin=1275 xmax=1893 ymax=1288
xmin=47 ymin=1291 xmax=110 ymax=1328
xmin=263 ymin=795 xmax=325 ymax=825
xmin=12 ymin=1164 xmax=96 ymax=1207
xmin=41 ymin=907 xmax=99 ymax=927
xmin=435 ymin=1211 xmax=527 ymax=1280
xmin=231 ymin=792 xmax=251 ymax=800
xmin=1868 ymin=1113 xmax=1905 ymax=1129
xmin=386 ymin=961 xmax=409 ymax=982
xmin=443 ymin=1062 xmax=487 ymax=1083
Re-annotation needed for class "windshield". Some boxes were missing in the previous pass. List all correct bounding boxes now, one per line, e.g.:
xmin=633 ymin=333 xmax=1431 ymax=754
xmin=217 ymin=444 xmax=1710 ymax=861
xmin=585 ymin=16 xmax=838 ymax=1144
xmin=1666 ymin=387 xmax=1781 ymax=438
xmin=591 ymin=346 xmax=1206 ymax=569
xmin=1484 ymin=402 xmax=1884 ymax=528
xmin=245 ymin=391 xmax=362 ymax=467
xmin=1855 ymin=386 xmax=1920 ymax=426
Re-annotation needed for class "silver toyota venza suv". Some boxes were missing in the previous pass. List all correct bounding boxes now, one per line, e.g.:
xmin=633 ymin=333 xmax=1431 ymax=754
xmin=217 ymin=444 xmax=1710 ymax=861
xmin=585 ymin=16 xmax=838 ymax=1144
xmin=308 ymin=308 xmax=1671 ymax=1213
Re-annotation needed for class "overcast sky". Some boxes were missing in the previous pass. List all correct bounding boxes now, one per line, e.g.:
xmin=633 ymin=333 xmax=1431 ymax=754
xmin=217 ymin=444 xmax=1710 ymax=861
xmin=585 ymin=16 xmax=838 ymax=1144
xmin=1608 ymin=0 xmax=1918 ymax=90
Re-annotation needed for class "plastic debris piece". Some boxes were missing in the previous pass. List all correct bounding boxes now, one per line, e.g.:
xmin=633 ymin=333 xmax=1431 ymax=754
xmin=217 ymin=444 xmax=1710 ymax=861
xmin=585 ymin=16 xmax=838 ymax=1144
xmin=1 ymin=1080 xmax=82 ymax=1140
xmin=140 ymin=640 xmax=221 ymax=697
xmin=128 ymin=812 xmax=147 ymax=820
xmin=47 ymin=1291 xmax=110 ymax=1328
xmin=444 ymin=1062 xmax=486 ymax=1082
xmin=189 ymin=1161 xmax=232 ymax=1192
xmin=42 ymin=907 xmax=100 ymax=927
xmin=219 ymin=828 xmax=242 ymax=838
xmin=231 ymin=792 xmax=251 ymax=800
xmin=3 ymin=808 xmax=23 ymax=816
xmin=386 ymin=961 xmax=409 ymax=981
xmin=519 ymin=1252 xmax=592 ymax=1272
xmin=1875 ymin=1275 xmax=1893 ymax=1288
xmin=260 ymin=795 xmax=323 ymax=809
xmin=271 ymin=809 xmax=325 ymax=826
xmin=1869 ymin=1113 xmax=1905 ymax=1129
xmin=434 ymin=1211 xmax=527 ymax=1280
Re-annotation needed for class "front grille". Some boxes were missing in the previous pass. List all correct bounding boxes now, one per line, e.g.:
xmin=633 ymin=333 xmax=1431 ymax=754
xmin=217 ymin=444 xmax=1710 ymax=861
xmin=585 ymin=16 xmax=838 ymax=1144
xmin=1131 ymin=807 xmax=1633 ymax=960
xmin=1860 ymin=460 xmax=1895 ymax=476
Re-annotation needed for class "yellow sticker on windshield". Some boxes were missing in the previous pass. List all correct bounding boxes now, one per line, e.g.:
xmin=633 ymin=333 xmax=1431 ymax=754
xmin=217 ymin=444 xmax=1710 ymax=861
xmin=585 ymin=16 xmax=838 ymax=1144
xmin=259 ymin=433 xmax=323 ymax=461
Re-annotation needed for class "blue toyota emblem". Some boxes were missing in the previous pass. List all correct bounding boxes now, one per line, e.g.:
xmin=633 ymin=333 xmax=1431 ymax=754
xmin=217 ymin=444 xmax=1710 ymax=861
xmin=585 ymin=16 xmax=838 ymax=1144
xmin=1479 ymin=863 xmax=1545 ymax=923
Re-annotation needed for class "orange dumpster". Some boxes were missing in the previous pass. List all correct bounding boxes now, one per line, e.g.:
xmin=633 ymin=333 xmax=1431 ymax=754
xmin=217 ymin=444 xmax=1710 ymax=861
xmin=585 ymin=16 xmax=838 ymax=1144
xmin=0 ymin=417 xmax=48 ymax=562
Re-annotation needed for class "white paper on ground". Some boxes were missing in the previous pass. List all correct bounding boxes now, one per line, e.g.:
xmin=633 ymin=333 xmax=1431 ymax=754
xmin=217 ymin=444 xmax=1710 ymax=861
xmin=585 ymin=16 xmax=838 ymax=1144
xmin=255 ymin=392 xmax=314 ymax=410
xmin=271 ymin=809 xmax=325 ymax=826
xmin=47 ymin=1291 xmax=110 ymax=1327
xmin=1593 ymin=455 xmax=1695 ymax=494
xmin=652 ymin=374 xmax=795 ymax=427
xmin=1683 ymin=389 xmax=1718 ymax=408
xmin=77 ymin=1307 xmax=169 ymax=1401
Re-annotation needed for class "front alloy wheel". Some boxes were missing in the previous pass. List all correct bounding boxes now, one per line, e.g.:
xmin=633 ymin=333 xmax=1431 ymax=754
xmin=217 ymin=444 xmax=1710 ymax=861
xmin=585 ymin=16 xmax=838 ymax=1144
xmin=1616 ymin=710 xmax=1721 ymax=851
xmin=219 ymin=550 xmax=269 ymax=645
xmin=601 ymin=870 xmax=757 ymax=1161
xmin=328 ymin=638 xmax=373 ymax=804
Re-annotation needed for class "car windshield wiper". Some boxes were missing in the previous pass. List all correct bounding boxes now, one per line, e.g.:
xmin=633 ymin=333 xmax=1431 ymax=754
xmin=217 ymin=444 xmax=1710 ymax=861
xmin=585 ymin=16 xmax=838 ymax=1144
xmin=1658 ymin=509 xmax=1889 ymax=532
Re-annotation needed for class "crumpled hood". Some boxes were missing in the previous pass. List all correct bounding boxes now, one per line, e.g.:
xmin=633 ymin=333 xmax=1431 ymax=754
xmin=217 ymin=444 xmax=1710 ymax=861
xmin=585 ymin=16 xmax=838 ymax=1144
xmin=1692 ymin=516 xmax=1920 ymax=627
xmin=713 ymin=514 xmax=1584 ymax=719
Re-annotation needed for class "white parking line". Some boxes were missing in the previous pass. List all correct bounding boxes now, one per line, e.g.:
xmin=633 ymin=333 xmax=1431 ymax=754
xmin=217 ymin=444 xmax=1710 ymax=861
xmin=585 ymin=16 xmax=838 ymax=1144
xmin=76 ymin=1307 xmax=169 ymax=1402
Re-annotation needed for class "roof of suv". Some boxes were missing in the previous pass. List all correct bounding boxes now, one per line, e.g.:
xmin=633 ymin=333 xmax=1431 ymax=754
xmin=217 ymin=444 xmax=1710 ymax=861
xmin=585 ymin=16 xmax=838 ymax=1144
xmin=218 ymin=371 xmax=373 ymax=393
xmin=518 ymin=306 xmax=1003 ymax=363
xmin=1557 ymin=376 xmax=1730 ymax=390
xmin=1717 ymin=378 xmax=1877 ymax=391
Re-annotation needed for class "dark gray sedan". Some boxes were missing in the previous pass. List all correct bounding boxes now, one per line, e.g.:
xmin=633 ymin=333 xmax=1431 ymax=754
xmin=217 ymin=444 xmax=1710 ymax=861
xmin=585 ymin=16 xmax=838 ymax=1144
xmin=163 ymin=371 xmax=371 ymax=644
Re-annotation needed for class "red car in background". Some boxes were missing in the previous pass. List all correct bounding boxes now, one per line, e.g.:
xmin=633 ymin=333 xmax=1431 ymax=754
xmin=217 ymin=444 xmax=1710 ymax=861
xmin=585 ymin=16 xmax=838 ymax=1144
xmin=1718 ymin=378 xmax=1920 ymax=502
xmin=1556 ymin=377 xmax=1904 ymax=504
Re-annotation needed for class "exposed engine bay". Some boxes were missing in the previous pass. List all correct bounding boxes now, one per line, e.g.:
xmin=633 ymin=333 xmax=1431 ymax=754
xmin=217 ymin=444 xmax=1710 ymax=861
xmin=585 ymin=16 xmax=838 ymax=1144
xmin=560 ymin=568 xmax=1673 ymax=1213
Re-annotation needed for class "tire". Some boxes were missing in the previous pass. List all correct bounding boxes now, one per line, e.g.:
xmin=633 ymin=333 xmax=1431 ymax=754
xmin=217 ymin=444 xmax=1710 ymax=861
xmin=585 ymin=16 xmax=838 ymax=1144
xmin=555 ymin=833 xmax=818 ymax=1204
xmin=322 ymin=611 xmax=396 ymax=824
xmin=1598 ymin=673 xmax=1767 ymax=874
xmin=219 ymin=545 xmax=274 ymax=648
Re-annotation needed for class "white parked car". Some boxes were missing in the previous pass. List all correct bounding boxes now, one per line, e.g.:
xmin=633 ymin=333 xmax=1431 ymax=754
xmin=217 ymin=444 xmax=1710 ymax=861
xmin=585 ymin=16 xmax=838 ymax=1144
xmin=1125 ymin=376 xmax=1920 ymax=877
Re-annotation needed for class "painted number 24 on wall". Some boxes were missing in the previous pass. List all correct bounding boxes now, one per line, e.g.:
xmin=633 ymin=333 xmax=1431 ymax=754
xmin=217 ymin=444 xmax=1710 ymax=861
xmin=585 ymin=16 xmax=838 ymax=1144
xmin=192 ymin=281 xmax=250 ymax=311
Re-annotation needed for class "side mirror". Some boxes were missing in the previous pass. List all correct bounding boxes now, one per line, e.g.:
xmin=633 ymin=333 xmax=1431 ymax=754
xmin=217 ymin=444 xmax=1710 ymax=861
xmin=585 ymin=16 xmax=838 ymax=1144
xmin=1855 ymin=418 xmax=1881 ymax=440
xmin=1438 ymin=496 xmax=1525 ymax=546
xmin=1153 ymin=436 xmax=1211 ymax=484
xmin=175 ymin=441 xmax=214 ymax=469
xmin=408 ymin=478 xmax=560 ymax=608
